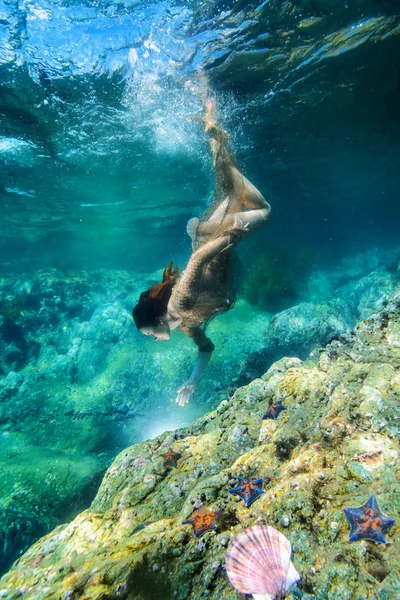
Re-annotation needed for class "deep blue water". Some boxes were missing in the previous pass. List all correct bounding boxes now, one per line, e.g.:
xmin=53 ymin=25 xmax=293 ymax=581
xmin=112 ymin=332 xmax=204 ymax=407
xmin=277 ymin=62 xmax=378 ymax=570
xmin=1 ymin=0 xmax=399 ymax=273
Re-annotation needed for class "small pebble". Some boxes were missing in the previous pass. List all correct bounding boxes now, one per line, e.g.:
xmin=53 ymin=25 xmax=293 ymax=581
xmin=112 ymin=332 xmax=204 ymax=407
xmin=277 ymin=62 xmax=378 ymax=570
xmin=196 ymin=538 xmax=208 ymax=551
xmin=152 ymin=564 xmax=160 ymax=572
xmin=319 ymin=472 xmax=326 ymax=480
xmin=211 ymin=561 xmax=221 ymax=571
xmin=330 ymin=522 xmax=338 ymax=530
xmin=219 ymin=534 xmax=230 ymax=547
xmin=280 ymin=515 xmax=290 ymax=528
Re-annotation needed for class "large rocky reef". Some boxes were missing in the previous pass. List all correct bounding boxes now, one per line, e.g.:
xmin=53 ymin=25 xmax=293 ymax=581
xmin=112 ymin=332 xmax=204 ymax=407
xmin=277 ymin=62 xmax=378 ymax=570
xmin=1 ymin=279 xmax=399 ymax=598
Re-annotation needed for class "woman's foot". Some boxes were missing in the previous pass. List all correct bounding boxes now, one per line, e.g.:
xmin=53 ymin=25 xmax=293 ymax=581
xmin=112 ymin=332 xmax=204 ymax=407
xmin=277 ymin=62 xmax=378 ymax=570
xmin=209 ymin=137 xmax=219 ymax=155
xmin=204 ymin=101 xmax=229 ymax=148
xmin=205 ymin=98 xmax=217 ymax=131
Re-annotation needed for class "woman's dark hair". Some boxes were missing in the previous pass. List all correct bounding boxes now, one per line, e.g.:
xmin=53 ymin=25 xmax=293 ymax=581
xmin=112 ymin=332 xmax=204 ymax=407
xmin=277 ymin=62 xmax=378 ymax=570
xmin=132 ymin=261 xmax=179 ymax=330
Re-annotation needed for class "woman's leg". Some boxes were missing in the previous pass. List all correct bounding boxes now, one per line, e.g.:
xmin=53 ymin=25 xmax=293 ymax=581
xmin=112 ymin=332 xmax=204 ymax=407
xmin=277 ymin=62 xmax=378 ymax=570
xmin=188 ymin=97 xmax=271 ymax=248
xmin=228 ymin=166 xmax=272 ymax=236
xmin=207 ymin=99 xmax=271 ymax=233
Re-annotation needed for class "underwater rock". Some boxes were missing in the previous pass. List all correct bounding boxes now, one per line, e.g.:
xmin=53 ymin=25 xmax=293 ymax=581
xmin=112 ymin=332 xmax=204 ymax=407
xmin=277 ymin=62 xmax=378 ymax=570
xmin=239 ymin=298 xmax=354 ymax=383
xmin=238 ymin=265 xmax=397 ymax=387
xmin=1 ymin=284 xmax=399 ymax=598
xmin=337 ymin=267 xmax=396 ymax=321
xmin=332 ymin=249 xmax=399 ymax=283
xmin=263 ymin=299 xmax=354 ymax=357
xmin=74 ymin=303 xmax=132 ymax=384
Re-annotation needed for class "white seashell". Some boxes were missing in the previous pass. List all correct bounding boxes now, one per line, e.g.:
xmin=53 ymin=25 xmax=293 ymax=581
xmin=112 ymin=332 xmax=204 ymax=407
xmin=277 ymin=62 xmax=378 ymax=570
xmin=225 ymin=525 xmax=300 ymax=600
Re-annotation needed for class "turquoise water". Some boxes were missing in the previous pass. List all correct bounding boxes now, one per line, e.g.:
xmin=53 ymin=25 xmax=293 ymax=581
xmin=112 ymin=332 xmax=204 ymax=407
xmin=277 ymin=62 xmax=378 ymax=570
xmin=0 ymin=0 xmax=399 ymax=581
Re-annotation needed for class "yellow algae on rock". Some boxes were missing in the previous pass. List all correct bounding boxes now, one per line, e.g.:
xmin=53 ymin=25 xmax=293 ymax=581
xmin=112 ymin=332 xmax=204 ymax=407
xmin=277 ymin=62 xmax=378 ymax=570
xmin=358 ymin=385 xmax=385 ymax=415
xmin=390 ymin=371 xmax=400 ymax=395
xmin=258 ymin=418 xmax=277 ymax=444
xmin=363 ymin=363 xmax=395 ymax=394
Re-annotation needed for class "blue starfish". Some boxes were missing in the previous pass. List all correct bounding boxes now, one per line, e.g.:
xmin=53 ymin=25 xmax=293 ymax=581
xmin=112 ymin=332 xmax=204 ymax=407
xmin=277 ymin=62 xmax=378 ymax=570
xmin=262 ymin=401 xmax=286 ymax=420
xmin=343 ymin=495 xmax=395 ymax=544
xmin=229 ymin=477 xmax=265 ymax=507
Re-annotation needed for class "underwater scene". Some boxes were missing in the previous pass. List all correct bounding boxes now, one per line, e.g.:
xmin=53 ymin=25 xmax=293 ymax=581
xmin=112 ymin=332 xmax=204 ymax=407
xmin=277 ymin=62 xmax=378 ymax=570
xmin=1 ymin=0 xmax=400 ymax=597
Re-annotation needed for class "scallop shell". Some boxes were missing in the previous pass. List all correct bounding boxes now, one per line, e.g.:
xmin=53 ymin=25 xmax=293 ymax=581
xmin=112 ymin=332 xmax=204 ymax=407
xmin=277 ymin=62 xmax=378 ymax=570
xmin=225 ymin=525 xmax=300 ymax=600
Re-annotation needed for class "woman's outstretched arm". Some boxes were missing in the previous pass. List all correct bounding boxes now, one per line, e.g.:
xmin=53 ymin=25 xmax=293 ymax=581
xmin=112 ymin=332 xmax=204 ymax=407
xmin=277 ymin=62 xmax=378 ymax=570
xmin=175 ymin=323 xmax=215 ymax=406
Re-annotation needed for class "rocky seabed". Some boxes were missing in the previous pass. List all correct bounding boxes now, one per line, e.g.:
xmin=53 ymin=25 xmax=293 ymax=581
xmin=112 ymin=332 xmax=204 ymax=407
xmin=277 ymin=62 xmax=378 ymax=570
xmin=0 ymin=275 xmax=399 ymax=599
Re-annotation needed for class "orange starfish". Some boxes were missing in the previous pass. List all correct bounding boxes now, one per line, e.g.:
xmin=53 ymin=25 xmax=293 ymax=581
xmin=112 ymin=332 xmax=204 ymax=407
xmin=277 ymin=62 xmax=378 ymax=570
xmin=182 ymin=507 xmax=224 ymax=538
xmin=160 ymin=448 xmax=181 ymax=468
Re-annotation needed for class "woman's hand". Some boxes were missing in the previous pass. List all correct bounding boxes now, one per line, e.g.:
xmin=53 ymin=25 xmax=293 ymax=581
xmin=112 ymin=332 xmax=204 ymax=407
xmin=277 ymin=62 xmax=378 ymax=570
xmin=231 ymin=215 xmax=250 ymax=235
xmin=176 ymin=383 xmax=196 ymax=407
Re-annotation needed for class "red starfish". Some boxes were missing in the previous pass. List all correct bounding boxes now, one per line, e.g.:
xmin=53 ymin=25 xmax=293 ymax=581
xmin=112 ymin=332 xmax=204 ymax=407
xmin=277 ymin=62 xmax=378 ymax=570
xmin=182 ymin=507 xmax=224 ymax=538
xmin=160 ymin=448 xmax=181 ymax=468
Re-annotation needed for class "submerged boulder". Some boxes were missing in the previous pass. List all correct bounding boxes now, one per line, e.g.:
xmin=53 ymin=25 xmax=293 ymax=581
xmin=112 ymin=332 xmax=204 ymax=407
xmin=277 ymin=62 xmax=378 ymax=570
xmin=238 ymin=264 xmax=397 ymax=386
xmin=337 ymin=267 xmax=396 ymax=320
xmin=1 ymin=286 xmax=399 ymax=598
xmin=238 ymin=297 xmax=354 ymax=385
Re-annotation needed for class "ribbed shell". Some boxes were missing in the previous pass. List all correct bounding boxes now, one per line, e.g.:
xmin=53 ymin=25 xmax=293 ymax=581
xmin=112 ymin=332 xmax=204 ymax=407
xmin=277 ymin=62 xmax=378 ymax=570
xmin=225 ymin=525 xmax=300 ymax=599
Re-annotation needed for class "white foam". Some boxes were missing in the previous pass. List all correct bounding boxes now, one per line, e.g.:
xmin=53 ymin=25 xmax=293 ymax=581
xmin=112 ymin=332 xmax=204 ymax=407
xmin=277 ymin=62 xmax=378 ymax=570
xmin=5 ymin=187 xmax=35 ymax=197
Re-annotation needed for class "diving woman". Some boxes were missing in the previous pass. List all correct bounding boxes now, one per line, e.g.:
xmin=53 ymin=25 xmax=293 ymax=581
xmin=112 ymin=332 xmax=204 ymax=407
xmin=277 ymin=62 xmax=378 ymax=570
xmin=132 ymin=98 xmax=271 ymax=406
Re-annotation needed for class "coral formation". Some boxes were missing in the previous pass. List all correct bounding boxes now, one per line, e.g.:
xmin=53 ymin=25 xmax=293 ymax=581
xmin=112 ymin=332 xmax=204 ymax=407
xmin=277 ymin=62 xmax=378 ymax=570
xmin=1 ymin=281 xmax=399 ymax=598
